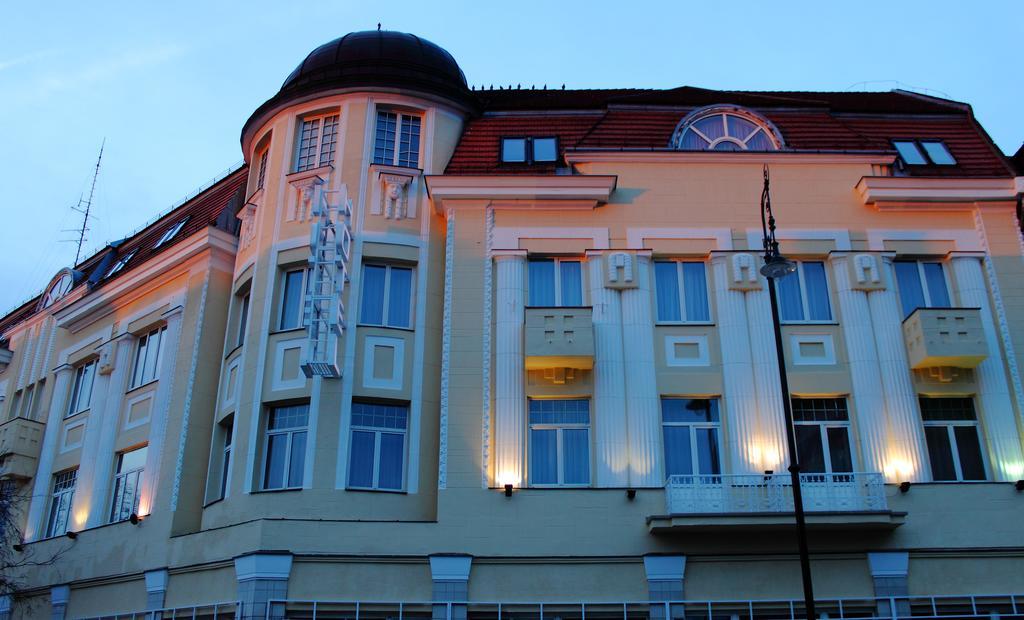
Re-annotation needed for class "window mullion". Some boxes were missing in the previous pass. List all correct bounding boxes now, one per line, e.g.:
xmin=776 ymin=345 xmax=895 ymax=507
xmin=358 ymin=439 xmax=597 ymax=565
xmin=917 ymin=262 xmax=932 ymax=307
xmin=820 ymin=425 xmax=832 ymax=475
xmin=677 ymin=262 xmax=687 ymax=322
xmin=556 ymin=428 xmax=564 ymax=485
xmin=554 ymin=260 xmax=562 ymax=307
xmin=948 ymin=426 xmax=964 ymax=481
xmin=798 ymin=264 xmax=810 ymax=321
xmin=373 ymin=431 xmax=382 ymax=488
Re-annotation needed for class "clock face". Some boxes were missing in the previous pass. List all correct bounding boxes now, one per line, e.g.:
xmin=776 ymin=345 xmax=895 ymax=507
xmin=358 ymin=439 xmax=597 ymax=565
xmin=41 ymin=272 xmax=74 ymax=309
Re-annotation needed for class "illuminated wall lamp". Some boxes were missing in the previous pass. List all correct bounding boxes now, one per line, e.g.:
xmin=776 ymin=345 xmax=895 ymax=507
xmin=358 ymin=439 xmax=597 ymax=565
xmin=503 ymin=484 xmax=514 ymax=498
xmin=129 ymin=513 xmax=144 ymax=525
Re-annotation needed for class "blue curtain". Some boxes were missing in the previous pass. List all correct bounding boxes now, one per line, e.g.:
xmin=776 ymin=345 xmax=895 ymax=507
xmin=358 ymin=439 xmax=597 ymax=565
xmin=348 ymin=430 xmax=376 ymax=488
xmin=360 ymin=265 xmax=387 ymax=325
xmin=802 ymin=262 xmax=832 ymax=321
xmin=559 ymin=261 xmax=583 ymax=306
xmin=263 ymin=434 xmax=287 ymax=489
xmin=562 ymin=429 xmax=590 ymax=484
xmin=378 ymin=432 xmax=405 ymax=489
xmin=682 ymin=262 xmax=709 ymax=321
xmin=530 ymin=429 xmax=557 ymax=484
xmin=287 ymin=431 xmax=306 ymax=487
xmin=387 ymin=267 xmax=413 ymax=328
xmin=662 ymin=426 xmax=693 ymax=477
xmin=695 ymin=428 xmax=721 ymax=475
xmin=777 ymin=269 xmax=804 ymax=321
xmin=923 ymin=263 xmax=950 ymax=307
xmin=281 ymin=270 xmax=305 ymax=329
xmin=654 ymin=262 xmax=681 ymax=321
xmin=528 ymin=261 xmax=556 ymax=306
xmin=894 ymin=261 xmax=926 ymax=318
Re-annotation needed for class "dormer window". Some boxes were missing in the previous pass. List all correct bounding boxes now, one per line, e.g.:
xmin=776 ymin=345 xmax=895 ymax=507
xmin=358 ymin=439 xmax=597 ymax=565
xmin=154 ymin=218 xmax=189 ymax=249
xmin=295 ymin=113 xmax=339 ymax=172
xmin=893 ymin=140 xmax=956 ymax=166
xmin=105 ymin=251 xmax=136 ymax=279
xmin=374 ymin=110 xmax=421 ymax=168
xmin=500 ymin=137 xmax=559 ymax=164
xmin=671 ymin=106 xmax=783 ymax=151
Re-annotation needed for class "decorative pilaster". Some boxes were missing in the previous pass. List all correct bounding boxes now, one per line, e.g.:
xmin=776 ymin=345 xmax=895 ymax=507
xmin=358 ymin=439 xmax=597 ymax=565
xmin=588 ymin=253 xmax=629 ymax=486
xmin=430 ymin=555 xmax=472 ymax=620
xmin=743 ymin=271 xmax=788 ymax=473
xmin=493 ymin=253 xmax=526 ymax=487
xmin=50 ymin=585 xmax=70 ymax=620
xmin=621 ymin=254 xmax=662 ymax=487
xmin=139 ymin=307 xmax=184 ymax=516
xmin=952 ymin=255 xmax=1024 ymax=480
xmin=866 ymin=257 xmax=927 ymax=481
xmin=830 ymin=255 xmax=889 ymax=474
xmin=77 ymin=333 xmax=136 ymax=529
xmin=868 ymin=552 xmax=910 ymax=618
xmin=234 ymin=553 xmax=292 ymax=620
xmin=711 ymin=255 xmax=764 ymax=474
xmin=24 ymin=364 xmax=74 ymax=540
xmin=144 ymin=568 xmax=169 ymax=611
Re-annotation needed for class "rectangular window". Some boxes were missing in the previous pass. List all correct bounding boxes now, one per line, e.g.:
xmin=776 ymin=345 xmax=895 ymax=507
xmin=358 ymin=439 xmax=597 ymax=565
xmin=67 ymin=360 xmax=97 ymax=417
xmin=374 ymin=111 xmax=422 ymax=168
xmin=893 ymin=139 xmax=956 ymax=166
xmin=894 ymin=260 xmax=951 ymax=318
xmin=777 ymin=261 xmax=832 ymax=322
xmin=262 ymin=405 xmax=308 ymax=490
xmin=347 ymin=402 xmax=409 ymax=491
xmin=791 ymin=398 xmax=853 ymax=476
xmin=154 ymin=217 xmax=189 ymax=249
xmin=528 ymin=259 xmax=583 ymax=307
xmin=359 ymin=264 xmax=414 ymax=328
xmin=237 ymin=292 xmax=251 ymax=347
xmin=130 ymin=326 xmax=167 ymax=389
xmin=920 ymin=397 xmax=986 ymax=481
xmin=501 ymin=138 xmax=527 ymax=163
xmin=256 ymin=148 xmax=270 ymax=190
xmin=893 ymin=140 xmax=928 ymax=165
xmin=279 ymin=269 xmax=306 ymax=330
xmin=109 ymin=446 xmax=147 ymax=522
xmin=500 ymin=137 xmax=559 ymax=164
xmin=920 ymin=141 xmax=956 ymax=165
xmin=654 ymin=261 xmax=710 ymax=322
xmin=528 ymin=399 xmax=590 ymax=486
xmin=45 ymin=469 xmax=77 ymax=538
xmin=295 ymin=114 xmax=339 ymax=172
xmin=105 ymin=251 xmax=136 ymax=279
xmin=661 ymin=398 xmax=721 ymax=479
xmin=219 ymin=418 xmax=233 ymax=500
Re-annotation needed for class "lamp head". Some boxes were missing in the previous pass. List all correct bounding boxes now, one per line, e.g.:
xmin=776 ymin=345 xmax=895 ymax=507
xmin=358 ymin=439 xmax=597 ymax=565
xmin=503 ymin=483 xmax=513 ymax=498
xmin=760 ymin=255 xmax=797 ymax=280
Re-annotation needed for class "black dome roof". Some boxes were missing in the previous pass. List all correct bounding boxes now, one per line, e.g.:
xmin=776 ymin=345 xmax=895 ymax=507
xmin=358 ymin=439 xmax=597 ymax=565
xmin=242 ymin=30 xmax=474 ymax=147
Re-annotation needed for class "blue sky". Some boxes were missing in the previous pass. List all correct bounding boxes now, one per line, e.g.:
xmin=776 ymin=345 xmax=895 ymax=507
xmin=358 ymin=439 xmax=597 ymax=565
xmin=1 ymin=1 xmax=1021 ymax=313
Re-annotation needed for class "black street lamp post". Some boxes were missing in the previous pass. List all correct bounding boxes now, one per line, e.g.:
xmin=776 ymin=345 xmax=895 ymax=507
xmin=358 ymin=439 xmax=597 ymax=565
xmin=759 ymin=165 xmax=817 ymax=619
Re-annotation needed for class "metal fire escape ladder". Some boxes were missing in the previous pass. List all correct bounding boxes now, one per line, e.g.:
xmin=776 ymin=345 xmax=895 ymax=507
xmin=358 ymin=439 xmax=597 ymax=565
xmin=301 ymin=183 xmax=352 ymax=378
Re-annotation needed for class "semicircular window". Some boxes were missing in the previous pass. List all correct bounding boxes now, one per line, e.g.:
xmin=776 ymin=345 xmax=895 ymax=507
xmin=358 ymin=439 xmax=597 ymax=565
xmin=673 ymin=108 xmax=782 ymax=151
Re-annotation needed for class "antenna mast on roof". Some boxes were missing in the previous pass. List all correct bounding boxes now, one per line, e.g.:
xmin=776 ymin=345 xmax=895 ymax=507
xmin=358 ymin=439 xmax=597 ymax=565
xmin=69 ymin=139 xmax=104 ymax=266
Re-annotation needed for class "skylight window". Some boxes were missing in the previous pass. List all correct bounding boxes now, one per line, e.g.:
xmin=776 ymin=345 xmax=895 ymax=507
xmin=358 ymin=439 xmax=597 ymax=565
xmin=104 ymin=251 xmax=136 ymax=279
xmin=893 ymin=140 xmax=956 ymax=166
xmin=500 ymin=137 xmax=559 ymax=164
xmin=154 ymin=217 xmax=190 ymax=249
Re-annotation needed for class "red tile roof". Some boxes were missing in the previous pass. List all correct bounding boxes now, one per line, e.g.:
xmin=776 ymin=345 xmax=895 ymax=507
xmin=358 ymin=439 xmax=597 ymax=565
xmin=0 ymin=167 xmax=248 ymax=337
xmin=446 ymin=87 xmax=1013 ymax=177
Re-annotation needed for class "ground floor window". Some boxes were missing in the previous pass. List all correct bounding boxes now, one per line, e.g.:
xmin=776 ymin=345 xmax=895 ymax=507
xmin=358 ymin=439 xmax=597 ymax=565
xmin=920 ymin=397 xmax=986 ymax=481
xmin=528 ymin=398 xmax=590 ymax=486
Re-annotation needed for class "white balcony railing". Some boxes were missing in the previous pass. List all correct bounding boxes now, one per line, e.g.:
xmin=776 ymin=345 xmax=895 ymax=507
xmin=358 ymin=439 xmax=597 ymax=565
xmin=665 ymin=472 xmax=888 ymax=514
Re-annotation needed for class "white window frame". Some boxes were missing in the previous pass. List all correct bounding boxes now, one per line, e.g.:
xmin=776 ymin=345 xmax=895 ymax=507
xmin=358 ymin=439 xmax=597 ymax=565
xmin=66 ymin=360 xmax=97 ymax=417
xmin=678 ymin=111 xmax=780 ymax=151
xmin=660 ymin=398 xmax=722 ymax=479
xmin=359 ymin=263 xmax=415 ymax=329
xmin=653 ymin=260 xmax=711 ymax=324
xmin=346 ymin=402 xmax=409 ymax=492
xmin=129 ymin=326 xmax=167 ymax=390
xmin=256 ymin=147 xmax=270 ymax=190
xmin=109 ymin=446 xmax=146 ymax=523
xmin=792 ymin=398 xmax=855 ymax=477
xmin=219 ymin=419 xmax=233 ymax=500
xmin=920 ymin=398 xmax=988 ymax=482
xmin=779 ymin=260 xmax=833 ymax=324
xmin=260 ymin=405 xmax=308 ymax=490
xmin=294 ymin=112 xmax=339 ymax=172
xmin=527 ymin=399 xmax=591 ymax=488
xmin=105 ymin=251 xmax=136 ymax=279
xmin=527 ymin=258 xmax=584 ymax=307
xmin=154 ymin=217 xmax=189 ymax=249
xmin=45 ymin=468 xmax=77 ymax=538
xmin=373 ymin=110 xmax=423 ymax=169
xmin=895 ymin=260 xmax=952 ymax=308
xmin=236 ymin=292 xmax=250 ymax=348
xmin=278 ymin=268 xmax=308 ymax=331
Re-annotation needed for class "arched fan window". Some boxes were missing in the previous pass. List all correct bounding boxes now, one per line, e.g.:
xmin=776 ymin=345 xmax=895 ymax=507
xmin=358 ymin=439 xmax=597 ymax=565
xmin=671 ymin=106 xmax=784 ymax=151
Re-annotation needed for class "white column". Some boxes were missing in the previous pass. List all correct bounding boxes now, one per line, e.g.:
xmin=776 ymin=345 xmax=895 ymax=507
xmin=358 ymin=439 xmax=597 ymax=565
xmin=138 ymin=308 xmax=184 ymax=515
xmin=621 ymin=254 xmax=662 ymax=486
xmin=830 ymin=256 xmax=889 ymax=474
xmin=866 ymin=257 xmax=927 ymax=481
xmin=588 ymin=254 xmax=629 ymax=486
xmin=744 ymin=276 xmax=788 ymax=473
xmin=712 ymin=255 xmax=764 ymax=474
xmin=493 ymin=253 xmax=526 ymax=487
xmin=24 ymin=364 xmax=74 ymax=541
xmin=77 ymin=333 xmax=135 ymax=529
xmin=952 ymin=255 xmax=1024 ymax=481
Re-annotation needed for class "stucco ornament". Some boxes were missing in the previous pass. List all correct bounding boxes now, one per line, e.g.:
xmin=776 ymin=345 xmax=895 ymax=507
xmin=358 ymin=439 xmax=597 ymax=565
xmin=239 ymin=203 xmax=257 ymax=251
xmin=96 ymin=342 xmax=115 ymax=375
xmin=729 ymin=253 xmax=762 ymax=291
xmin=380 ymin=173 xmax=414 ymax=219
xmin=603 ymin=251 xmax=638 ymax=289
xmin=851 ymin=253 xmax=886 ymax=291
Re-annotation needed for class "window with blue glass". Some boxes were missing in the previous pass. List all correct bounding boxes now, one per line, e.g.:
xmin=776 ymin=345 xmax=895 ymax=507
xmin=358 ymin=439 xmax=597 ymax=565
xmin=348 ymin=402 xmax=408 ymax=491
xmin=791 ymin=398 xmax=853 ymax=477
xmin=920 ymin=397 xmax=986 ymax=482
xmin=777 ymin=261 xmax=832 ymax=322
xmin=373 ymin=111 xmax=421 ymax=168
xmin=527 ymin=258 xmax=583 ymax=307
xmin=360 ymin=264 xmax=414 ymax=328
xmin=894 ymin=260 xmax=951 ymax=318
xmin=528 ymin=399 xmax=590 ymax=486
xmin=661 ymin=398 xmax=721 ymax=480
xmin=654 ymin=261 xmax=710 ymax=322
xmin=262 ymin=405 xmax=308 ymax=490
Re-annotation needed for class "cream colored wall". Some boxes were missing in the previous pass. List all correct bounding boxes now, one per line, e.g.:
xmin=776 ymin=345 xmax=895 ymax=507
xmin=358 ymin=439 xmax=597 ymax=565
xmin=65 ymin=580 xmax=146 ymax=618
xmin=165 ymin=565 xmax=237 ymax=608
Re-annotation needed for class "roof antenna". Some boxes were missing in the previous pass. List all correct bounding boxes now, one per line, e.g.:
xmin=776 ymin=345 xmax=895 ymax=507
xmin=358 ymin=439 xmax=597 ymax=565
xmin=64 ymin=139 xmax=104 ymax=266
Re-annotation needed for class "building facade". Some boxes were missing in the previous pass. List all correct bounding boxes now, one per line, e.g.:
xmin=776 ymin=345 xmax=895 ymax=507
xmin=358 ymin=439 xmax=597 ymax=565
xmin=2 ymin=30 xmax=1024 ymax=619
